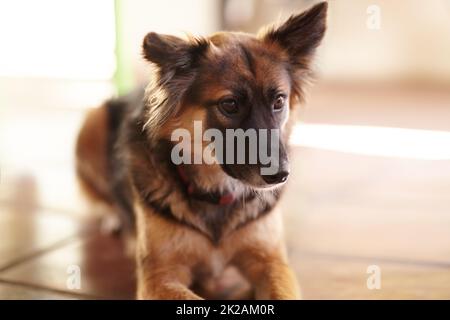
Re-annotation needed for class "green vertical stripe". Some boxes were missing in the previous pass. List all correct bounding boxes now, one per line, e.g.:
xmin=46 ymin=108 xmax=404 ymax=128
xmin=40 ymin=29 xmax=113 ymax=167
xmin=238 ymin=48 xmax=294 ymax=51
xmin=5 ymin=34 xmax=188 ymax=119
xmin=114 ymin=0 xmax=134 ymax=95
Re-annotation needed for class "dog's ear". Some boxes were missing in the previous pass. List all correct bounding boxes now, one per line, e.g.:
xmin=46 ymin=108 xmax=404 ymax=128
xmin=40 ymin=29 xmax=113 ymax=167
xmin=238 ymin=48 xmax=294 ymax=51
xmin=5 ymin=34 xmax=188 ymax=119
xmin=142 ymin=32 xmax=208 ymax=71
xmin=141 ymin=33 xmax=209 ymax=139
xmin=262 ymin=2 xmax=327 ymax=65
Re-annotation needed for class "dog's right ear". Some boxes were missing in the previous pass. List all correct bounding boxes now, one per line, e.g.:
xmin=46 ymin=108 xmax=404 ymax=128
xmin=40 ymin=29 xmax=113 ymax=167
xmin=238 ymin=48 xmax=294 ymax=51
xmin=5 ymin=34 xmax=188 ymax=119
xmin=142 ymin=32 xmax=208 ymax=71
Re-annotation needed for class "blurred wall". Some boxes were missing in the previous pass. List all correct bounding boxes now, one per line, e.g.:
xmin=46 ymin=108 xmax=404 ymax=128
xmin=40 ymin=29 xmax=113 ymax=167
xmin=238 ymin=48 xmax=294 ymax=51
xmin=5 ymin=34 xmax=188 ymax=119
xmin=223 ymin=0 xmax=450 ymax=84
xmin=321 ymin=0 xmax=450 ymax=83
xmin=119 ymin=0 xmax=221 ymax=84
xmin=1 ymin=0 xmax=449 ymax=111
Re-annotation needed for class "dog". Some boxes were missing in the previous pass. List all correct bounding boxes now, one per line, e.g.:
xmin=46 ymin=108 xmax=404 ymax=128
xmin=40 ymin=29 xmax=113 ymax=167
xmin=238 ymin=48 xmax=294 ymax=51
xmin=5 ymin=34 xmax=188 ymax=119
xmin=75 ymin=2 xmax=327 ymax=299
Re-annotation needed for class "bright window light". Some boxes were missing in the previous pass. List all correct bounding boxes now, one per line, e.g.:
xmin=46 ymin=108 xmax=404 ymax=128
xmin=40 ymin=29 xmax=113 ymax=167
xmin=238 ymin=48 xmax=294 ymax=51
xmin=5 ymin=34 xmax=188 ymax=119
xmin=291 ymin=124 xmax=450 ymax=160
xmin=0 ymin=0 xmax=115 ymax=80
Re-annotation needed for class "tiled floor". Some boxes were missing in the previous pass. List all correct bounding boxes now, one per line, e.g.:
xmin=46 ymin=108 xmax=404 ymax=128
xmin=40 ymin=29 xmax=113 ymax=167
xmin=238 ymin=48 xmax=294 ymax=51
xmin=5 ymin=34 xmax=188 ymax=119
xmin=1 ymin=83 xmax=449 ymax=299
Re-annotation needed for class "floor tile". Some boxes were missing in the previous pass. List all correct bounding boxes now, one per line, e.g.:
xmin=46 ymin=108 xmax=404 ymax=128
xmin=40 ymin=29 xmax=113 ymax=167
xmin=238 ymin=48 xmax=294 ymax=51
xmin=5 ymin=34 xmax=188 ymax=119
xmin=281 ymin=147 xmax=450 ymax=264
xmin=0 ymin=232 xmax=135 ymax=299
xmin=0 ymin=208 xmax=82 ymax=269
xmin=293 ymin=253 xmax=450 ymax=299
xmin=303 ymin=83 xmax=450 ymax=131
xmin=0 ymin=282 xmax=82 ymax=300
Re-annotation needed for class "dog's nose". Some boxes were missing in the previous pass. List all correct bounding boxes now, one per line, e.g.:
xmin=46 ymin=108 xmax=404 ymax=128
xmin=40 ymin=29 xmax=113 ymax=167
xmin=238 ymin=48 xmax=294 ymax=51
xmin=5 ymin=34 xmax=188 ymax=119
xmin=262 ymin=170 xmax=290 ymax=185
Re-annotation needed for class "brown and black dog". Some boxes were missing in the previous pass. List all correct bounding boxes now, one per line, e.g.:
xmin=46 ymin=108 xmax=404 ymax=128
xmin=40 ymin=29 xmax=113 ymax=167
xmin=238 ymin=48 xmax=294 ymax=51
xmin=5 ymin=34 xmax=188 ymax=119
xmin=75 ymin=2 xmax=327 ymax=299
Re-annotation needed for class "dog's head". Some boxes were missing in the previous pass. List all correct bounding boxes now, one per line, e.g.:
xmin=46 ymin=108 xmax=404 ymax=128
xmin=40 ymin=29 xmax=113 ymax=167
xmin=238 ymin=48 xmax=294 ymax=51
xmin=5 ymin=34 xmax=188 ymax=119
xmin=142 ymin=2 xmax=327 ymax=191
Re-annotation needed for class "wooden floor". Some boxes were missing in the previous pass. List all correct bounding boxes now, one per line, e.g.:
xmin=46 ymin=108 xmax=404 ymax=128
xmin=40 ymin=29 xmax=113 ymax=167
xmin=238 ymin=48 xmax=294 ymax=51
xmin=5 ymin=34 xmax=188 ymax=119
xmin=1 ymin=83 xmax=449 ymax=299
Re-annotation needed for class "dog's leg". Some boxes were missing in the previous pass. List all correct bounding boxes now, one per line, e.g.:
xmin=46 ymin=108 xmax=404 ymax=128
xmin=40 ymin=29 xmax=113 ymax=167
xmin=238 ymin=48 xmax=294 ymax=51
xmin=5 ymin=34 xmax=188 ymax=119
xmin=134 ymin=203 xmax=203 ymax=300
xmin=136 ymin=262 xmax=202 ymax=300
xmin=235 ymin=250 xmax=300 ymax=300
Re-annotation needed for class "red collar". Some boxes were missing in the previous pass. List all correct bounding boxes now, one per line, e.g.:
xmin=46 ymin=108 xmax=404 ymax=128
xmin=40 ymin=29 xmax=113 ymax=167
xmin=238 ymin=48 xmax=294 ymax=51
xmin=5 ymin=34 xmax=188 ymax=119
xmin=176 ymin=166 xmax=236 ymax=206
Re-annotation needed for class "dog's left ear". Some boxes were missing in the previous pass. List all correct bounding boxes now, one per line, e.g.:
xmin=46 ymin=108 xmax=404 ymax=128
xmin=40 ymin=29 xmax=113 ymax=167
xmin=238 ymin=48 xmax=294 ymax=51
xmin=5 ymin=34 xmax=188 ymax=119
xmin=261 ymin=2 xmax=327 ymax=66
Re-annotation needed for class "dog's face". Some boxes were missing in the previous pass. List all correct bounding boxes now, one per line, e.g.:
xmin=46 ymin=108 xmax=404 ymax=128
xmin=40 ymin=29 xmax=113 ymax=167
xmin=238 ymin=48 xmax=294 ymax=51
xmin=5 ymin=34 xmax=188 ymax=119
xmin=142 ymin=2 xmax=327 ymax=190
xmin=184 ymin=34 xmax=293 ymax=188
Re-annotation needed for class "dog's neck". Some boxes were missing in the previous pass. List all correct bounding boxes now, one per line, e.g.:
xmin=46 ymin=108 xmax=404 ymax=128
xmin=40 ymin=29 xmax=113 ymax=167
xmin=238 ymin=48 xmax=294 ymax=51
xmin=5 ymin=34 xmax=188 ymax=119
xmin=137 ymin=135 xmax=282 ymax=244
xmin=176 ymin=165 xmax=246 ymax=206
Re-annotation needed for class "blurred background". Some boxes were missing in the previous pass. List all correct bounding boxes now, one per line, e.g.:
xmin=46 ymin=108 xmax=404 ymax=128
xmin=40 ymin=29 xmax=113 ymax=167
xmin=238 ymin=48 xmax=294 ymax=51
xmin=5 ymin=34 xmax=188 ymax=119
xmin=0 ymin=0 xmax=449 ymax=299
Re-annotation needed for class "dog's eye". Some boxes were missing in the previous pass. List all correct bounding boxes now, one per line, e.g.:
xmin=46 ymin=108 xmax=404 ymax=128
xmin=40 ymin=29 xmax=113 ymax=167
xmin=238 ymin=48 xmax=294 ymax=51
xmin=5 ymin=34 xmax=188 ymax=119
xmin=219 ymin=98 xmax=239 ymax=116
xmin=273 ymin=94 xmax=286 ymax=112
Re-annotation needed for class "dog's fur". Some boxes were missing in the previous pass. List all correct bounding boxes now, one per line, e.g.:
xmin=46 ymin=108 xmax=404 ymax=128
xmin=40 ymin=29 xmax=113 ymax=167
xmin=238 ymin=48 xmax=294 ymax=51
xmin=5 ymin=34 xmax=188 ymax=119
xmin=75 ymin=2 xmax=327 ymax=299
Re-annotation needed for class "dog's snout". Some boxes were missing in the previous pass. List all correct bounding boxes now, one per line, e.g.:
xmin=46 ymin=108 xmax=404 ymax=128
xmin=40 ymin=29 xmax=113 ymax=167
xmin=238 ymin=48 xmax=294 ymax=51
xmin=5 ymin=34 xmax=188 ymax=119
xmin=262 ymin=170 xmax=289 ymax=185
